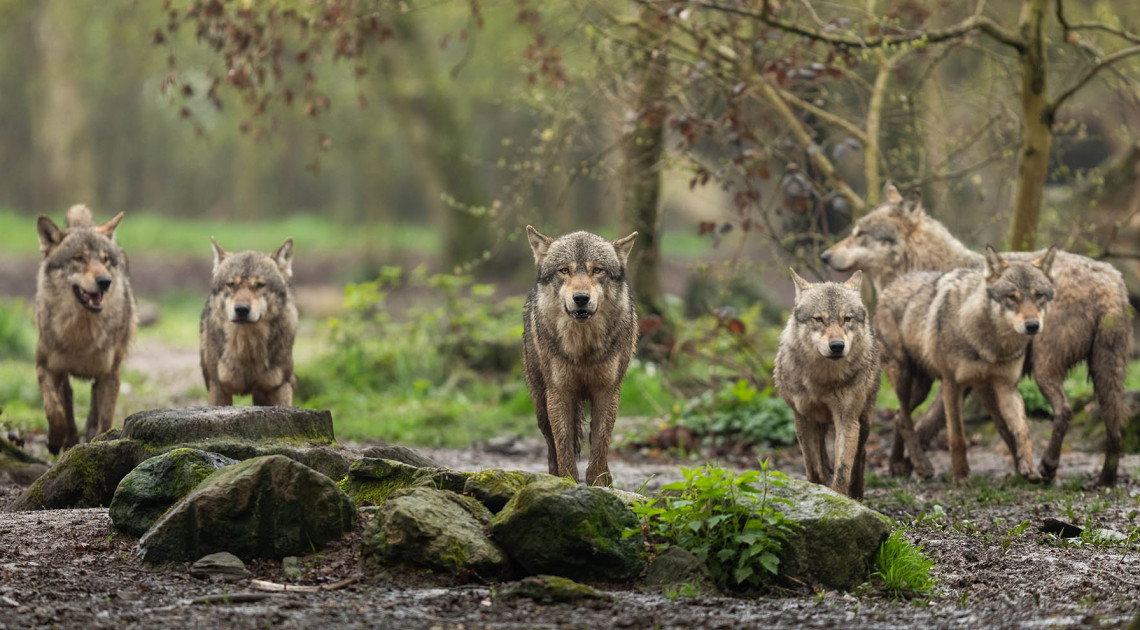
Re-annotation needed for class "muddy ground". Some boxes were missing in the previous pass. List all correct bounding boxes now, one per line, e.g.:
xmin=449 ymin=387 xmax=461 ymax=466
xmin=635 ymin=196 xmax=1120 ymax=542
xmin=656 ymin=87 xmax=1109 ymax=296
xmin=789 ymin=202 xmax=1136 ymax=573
xmin=2 ymin=428 xmax=1139 ymax=629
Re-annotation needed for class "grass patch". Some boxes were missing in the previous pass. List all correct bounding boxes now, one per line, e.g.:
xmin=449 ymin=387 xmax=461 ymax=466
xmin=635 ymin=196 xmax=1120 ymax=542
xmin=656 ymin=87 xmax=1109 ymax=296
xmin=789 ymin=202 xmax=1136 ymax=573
xmin=873 ymin=529 xmax=936 ymax=600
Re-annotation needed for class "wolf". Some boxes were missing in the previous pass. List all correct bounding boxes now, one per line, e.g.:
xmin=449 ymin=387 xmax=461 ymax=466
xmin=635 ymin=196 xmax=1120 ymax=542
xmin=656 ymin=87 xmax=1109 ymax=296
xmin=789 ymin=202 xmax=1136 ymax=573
xmin=773 ymin=270 xmax=879 ymax=499
xmin=875 ymin=246 xmax=1057 ymax=483
xmin=522 ymin=226 xmax=638 ymax=486
xmin=35 ymin=205 xmax=137 ymax=454
xmin=200 ymin=237 xmax=298 ymax=407
xmin=822 ymin=186 xmax=1133 ymax=486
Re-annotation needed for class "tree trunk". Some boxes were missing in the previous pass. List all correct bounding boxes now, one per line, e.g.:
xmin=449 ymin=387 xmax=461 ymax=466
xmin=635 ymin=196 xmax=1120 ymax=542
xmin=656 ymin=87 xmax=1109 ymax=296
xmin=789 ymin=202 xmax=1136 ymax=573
xmin=1007 ymin=0 xmax=1052 ymax=251
xmin=623 ymin=7 xmax=669 ymax=321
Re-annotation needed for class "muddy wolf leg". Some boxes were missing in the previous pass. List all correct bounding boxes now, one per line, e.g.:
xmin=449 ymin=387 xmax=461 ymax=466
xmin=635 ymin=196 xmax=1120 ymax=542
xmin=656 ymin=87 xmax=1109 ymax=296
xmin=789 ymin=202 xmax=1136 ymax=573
xmin=974 ymin=384 xmax=1040 ymax=482
xmin=941 ymin=381 xmax=970 ymax=484
xmin=88 ymin=371 xmax=121 ymax=442
xmin=794 ymin=412 xmax=828 ymax=485
xmin=1089 ymin=319 xmax=1131 ymax=486
xmin=585 ymin=389 xmax=620 ymax=486
xmin=545 ymin=390 xmax=581 ymax=482
xmin=915 ymin=389 xmax=945 ymax=449
xmin=831 ymin=412 xmax=863 ymax=498
xmin=253 ymin=381 xmax=294 ymax=407
xmin=531 ymin=384 xmax=558 ymax=476
xmin=38 ymin=367 xmax=77 ymax=454
xmin=1028 ymin=371 xmax=1070 ymax=482
xmin=207 ymin=381 xmax=234 ymax=406
xmin=888 ymin=365 xmax=934 ymax=478
xmin=849 ymin=409 xmax=872 ymax=500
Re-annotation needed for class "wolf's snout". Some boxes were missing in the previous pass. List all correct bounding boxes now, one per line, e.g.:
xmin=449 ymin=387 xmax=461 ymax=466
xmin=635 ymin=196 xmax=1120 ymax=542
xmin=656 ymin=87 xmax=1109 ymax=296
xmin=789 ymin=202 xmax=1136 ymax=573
xmin=1024 ymin=319 xmax=1040 ymax=334
xmin=572 ymin=292 xmax=590 ymax=306
xmin=95 ymin=275 xmax=112 ymax=292
xmin=820 ymin=251 xmax=832 ymax=265
xmin=234 ymin=303 xmax=251 ymax=319
xmin=828 ymin=339 xmax=846 ymax=355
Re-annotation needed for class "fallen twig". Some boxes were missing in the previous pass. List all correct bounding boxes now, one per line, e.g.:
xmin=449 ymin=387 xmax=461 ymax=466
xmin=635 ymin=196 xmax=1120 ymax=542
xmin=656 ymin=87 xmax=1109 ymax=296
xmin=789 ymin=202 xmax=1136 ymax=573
xmin=249 ymin=575 xmax=361 ymax=593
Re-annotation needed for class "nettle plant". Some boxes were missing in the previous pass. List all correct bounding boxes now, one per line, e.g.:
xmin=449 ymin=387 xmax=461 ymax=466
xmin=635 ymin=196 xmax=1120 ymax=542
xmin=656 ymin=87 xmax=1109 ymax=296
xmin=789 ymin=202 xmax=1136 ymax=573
xmin=630 ymin=460 xmax=796 ymax=589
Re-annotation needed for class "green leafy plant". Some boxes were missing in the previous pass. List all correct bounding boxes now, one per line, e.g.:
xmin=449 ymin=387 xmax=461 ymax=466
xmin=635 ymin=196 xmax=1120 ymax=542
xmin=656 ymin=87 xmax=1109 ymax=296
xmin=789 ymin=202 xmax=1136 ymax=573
xmin=873 ymin=529 xmax=936 ymax=600
xmin=675 ymin=379 xmax=796 ymax=449
xmin=629 ymin=460 xmax=796 ymax=589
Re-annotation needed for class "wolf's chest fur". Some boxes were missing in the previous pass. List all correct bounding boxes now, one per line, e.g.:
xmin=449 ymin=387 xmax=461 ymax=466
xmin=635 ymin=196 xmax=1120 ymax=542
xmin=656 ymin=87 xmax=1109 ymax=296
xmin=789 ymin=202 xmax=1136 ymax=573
xmin=215 ymin=322 xmax=285 ymax=392
xmin=39 ymin=289 xmax=130 ymax=378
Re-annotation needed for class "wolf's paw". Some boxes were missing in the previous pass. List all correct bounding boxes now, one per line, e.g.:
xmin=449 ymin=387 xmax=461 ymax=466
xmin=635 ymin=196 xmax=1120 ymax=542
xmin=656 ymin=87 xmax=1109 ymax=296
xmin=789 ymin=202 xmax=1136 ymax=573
xmin=911 ymin=456 xmax=935 ymax=480
xmin=1037 ymin=460 xmax=1057 ymax=483
xmin=1020 ymin=467 xmax=1043 ymax=484
xmin=951 ymin=473 xmax=972 ymax=486
xmin=1095 ymin=469 xmax=1118 ymax=488
xmin=889 ymin=458 xmax=913 ymax=477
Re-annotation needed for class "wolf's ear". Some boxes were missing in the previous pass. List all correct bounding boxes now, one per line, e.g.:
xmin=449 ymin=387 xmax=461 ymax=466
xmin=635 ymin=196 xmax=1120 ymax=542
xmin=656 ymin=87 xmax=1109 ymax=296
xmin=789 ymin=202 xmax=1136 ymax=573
xmin=97 ymin=211 xmax=124 ymax=240
xmin=526 ymin=225 xmax=553 ymax=265
xmin=789 ymin=268 xmax=812 ymax=301
xmin=210 ymin=237 xmax=229 ymax=274
xmin=273 ymin=237 xmax=295 ymax=279
xmin=843 ymin=270 xmax=863 ymax=291
xmin=900 ymin=189 xmax=923 ymax=216
xmin=983 ymin=244 xmax=1008 ymax=281
xmin=37 ymin=216 xmax=64 ymax=256
xmin=883 ymin=184 xmax=903 ymax=204
xmin=612 ymin=231 xmax=638 ymax=267
xmin=1033 ymin=245 xmax=1057 ymax=280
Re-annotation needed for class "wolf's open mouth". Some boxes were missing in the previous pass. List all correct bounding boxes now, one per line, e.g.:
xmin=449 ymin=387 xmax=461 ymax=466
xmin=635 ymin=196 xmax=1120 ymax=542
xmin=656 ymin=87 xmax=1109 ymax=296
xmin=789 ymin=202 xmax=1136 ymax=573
xmin=567 ymin=308 xmax=592 ymax=321
xmin=73 ymin=285 xmax=105 ymax=312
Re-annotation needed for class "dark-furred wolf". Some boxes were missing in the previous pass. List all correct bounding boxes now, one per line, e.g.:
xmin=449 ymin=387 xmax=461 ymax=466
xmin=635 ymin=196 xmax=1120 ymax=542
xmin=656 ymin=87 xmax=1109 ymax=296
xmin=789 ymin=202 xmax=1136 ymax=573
xmin=523 ymin=226 xmax=638 ymax=486
xmin=875 ymin=246 xmax=1057 ymax=484
xmin=823 ymin=186 xmax=1133 ymax=486
xmin=35 ymin=205 xmax=137 ymax=454
xmin=774 ymin=270 xmax=879 ymax=499
xmin=200 ymin=237 xmax=298 ymax=407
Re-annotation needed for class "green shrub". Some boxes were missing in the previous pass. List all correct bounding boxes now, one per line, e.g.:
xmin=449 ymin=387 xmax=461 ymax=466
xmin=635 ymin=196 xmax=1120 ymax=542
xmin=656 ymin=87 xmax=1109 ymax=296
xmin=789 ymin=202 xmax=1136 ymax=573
xmin=873 ymin=529 xmax=936 ymax=599
xmin=629 ymin=461 xmax=796 ymax=589
xmin=675 ymin=379 xmax=796 ymax=449
xmin=0 ymin=299 xmax=34 ymax=361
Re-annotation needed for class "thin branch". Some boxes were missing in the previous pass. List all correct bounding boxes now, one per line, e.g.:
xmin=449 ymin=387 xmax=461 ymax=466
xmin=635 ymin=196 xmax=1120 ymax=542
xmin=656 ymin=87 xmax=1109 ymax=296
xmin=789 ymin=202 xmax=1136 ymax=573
xmin=773 ymin=84 xmax=869 ymax=144
xmin=1066 ymin=22 xmax=1140 ymax=47
xmin=1052 ymin=44 xmax=1140 ymax=112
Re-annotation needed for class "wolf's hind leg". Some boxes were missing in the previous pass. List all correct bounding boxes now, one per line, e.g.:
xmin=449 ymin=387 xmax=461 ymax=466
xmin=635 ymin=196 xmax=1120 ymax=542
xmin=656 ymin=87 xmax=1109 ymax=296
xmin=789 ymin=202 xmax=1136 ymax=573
xmin=942 ymin=381 xmax=971 ymax=484
xmin=38 ymin=367 xmax=77 ymax=454
xmin=585 ymin=388 xmax=619 ymax=486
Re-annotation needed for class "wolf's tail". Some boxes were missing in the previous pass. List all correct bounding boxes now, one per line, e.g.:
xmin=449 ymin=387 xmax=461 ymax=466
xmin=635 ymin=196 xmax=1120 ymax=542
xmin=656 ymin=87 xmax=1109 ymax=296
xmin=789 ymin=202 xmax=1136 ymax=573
xmin=1088 ymin=294 xmax=1134 ymax=486
xmin=66 ymin=204 xmax=95 ymax=228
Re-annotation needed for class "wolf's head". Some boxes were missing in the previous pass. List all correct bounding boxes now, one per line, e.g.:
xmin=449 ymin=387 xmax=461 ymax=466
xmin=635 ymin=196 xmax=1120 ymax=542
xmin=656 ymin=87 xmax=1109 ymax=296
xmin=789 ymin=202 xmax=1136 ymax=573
xmin=983 ymin=245 xmax=1056 ymax=336
xmin=37 ymin=206 xmax=127 ymax=313
xmin=526 ymin=226 xmax=637 ymax=323
xmin=209 ymin=237 xmax=294 ymax=324
xmin=789 ymin=269 xmax=868 ymax=360
xmin=820 ymin=186 xmax=921 ymax=283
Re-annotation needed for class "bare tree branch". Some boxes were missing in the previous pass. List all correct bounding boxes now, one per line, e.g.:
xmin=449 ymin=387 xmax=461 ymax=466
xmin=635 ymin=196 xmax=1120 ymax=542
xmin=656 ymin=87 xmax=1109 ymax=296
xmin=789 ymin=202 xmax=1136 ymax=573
xmin=1052 ymin=44 xmax=1140 ymax=112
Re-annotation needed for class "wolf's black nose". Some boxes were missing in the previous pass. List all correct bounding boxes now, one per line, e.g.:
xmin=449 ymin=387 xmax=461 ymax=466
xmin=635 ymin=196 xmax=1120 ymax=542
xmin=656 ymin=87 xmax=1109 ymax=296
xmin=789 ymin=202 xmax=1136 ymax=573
xmin=96 ymin=276 xmax=112 ymax=292
xmin=573 ymin=293 xmax=590 ymax=306
xmin=1024 ymin=320 xmax=1040 ymax=334
xmin=828 ymin=339 xmax=846 ymax=354
xmin=234 ymin=303 xmax=251 ymax=318
xmin=820 ymin=251 xmax=832 ymax=264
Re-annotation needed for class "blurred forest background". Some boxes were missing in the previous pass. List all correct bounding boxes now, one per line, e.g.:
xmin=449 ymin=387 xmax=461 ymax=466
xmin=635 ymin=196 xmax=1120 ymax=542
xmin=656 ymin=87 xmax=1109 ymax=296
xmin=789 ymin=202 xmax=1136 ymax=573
xmin=1 ymin=0 xmax=1139 ymax=455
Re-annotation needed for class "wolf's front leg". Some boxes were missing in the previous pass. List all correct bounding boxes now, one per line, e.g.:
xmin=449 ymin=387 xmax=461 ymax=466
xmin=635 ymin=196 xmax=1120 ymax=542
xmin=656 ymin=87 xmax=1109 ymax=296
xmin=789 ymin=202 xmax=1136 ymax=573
xmin=545 ymin=389 xmax=581 ymax=482
xmin=992 ymin=380 xmax=1040 ymax=483
xmin=830 ymin=413 xmax=862 ymax=498
xmin=38 ymin=366 xmax=77 ymax=454
xmin=585 ymin=388 xmax=620 ymax=487
xmin=88 ymin=371 xmax=121 ymax=441
xmin=254 ymin=381 xmax=294 ymax=407
xmin=794 ymin=412 xmax=828 ymax=484
xmin=207 ymin=380 xmax=234 ymax=406
xmin=941 ymin=381 xmax=970 ymax=484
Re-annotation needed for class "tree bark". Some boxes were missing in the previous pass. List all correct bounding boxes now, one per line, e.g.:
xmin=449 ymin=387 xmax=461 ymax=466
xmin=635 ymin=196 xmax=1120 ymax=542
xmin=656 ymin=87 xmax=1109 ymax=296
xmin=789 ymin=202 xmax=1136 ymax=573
xmin=1007 ymin=0 xmax=1052 ymax=251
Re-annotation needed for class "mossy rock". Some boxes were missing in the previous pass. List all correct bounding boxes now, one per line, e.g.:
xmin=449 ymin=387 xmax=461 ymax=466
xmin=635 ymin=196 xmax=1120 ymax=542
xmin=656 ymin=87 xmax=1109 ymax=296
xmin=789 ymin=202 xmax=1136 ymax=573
xmin=138 ymin=455 xmax=356 ymax=564
xmin=121 ymin=406 xmax=335 ymax=446
xmin=110 ymin=448 xmax=238 ymax=537
xmin=499 ymin=575 xmax=613 ymax=604
xmin=643 ymin=546 xmax=719 ymax=595
xmin=167 ymin=440 xmax=350 ymax=480
xmin=489 ymin=481 xmax=644 ymax=583
xmin=6 ymin=440 xmax=146 ymax=511
xmin=764 ymin=479 xmax=889 ymax=590
xmin=338 ymin=458 xmax=469 ymax=507
xmin=360 ymin=444 xmax=441 ymax=468
xmin=463 ymin=468 xmax=569 ymax=513
xmin=598 ymin=487 xmax=650 ymax=509
xmin=362 ymin=487 xmax=510 ymax=579
xmin=0 ymin=436 xmax=49 ymax=486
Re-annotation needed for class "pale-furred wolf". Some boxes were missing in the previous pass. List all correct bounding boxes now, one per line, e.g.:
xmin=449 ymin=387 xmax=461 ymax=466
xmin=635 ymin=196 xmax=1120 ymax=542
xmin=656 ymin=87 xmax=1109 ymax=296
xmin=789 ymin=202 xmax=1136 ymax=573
xmin=523 ymin=226 xmax=638 ymax=486
xmin=876 ymin=245 xmax=1057 ymax=483
xmin=774 ymin=270 xmax=879 ymax=500
xmin=823 ymin=187 xmax=1133 ymax=486
xmin=200 ymin=237 xmax=298 ymax=407
xmin=35 ymin=205 xmax=137 ymax=454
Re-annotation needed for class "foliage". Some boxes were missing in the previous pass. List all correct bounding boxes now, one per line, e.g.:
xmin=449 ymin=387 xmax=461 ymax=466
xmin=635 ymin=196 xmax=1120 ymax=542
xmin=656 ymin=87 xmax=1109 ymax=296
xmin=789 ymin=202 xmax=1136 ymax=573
xmin=873 ymin=529 xmax=936 ymax=600
xmin=629 ymin=461 xmax=796 ymax=589
xmin=0 ymin=299 xmax=33 ymax=361
xmin=675 ymin=379 xmax=796 ymax=449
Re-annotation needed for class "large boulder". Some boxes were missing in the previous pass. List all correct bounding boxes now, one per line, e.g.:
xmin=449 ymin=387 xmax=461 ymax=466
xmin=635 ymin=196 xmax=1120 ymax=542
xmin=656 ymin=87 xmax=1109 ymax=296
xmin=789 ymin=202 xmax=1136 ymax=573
xmin=110 ymin=449 xmax=238 ymax=537
xmin=489 ymin=481 xmax=644 ymax=583
xmin=121 ymin=406 xmax=335 ymax=445
xmin=362 ymin=487 xmax=510 ymax=579
xmin=643 ymin=546 xmax=719 ymax=595
xmin=338 ymin=458 xmax=468 ymax=506
xmin=137 ymin=455 xmax=356 ymax=564
xmin=767 ymin=479 xmax=889 ymax=590
xmin=172 ymin=440 xmax=350 ymax=480
xmin=6 ymin=440 xmax=146 ymax=510
xmin=360 ymin=444 xmax=440 ymax=468
xmin=463 ymin=469 xmax=568 ymax=513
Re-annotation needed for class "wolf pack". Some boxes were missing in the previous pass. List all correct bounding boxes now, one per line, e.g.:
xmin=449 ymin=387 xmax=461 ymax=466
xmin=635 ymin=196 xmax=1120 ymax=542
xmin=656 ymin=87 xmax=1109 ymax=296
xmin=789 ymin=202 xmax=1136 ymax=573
xmin=32 ymin=186 xmax=1133 ymax=504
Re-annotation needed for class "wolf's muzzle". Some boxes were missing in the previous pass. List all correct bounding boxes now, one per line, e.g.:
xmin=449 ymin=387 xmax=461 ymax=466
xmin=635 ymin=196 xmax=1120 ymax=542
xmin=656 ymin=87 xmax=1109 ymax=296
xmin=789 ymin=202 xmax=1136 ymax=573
xmin=233 ymin=303 xmax=252 ymax=322
xmin=566 ymin=292 xmax=593 ymax=320
xmin=1024 ymin=319 xmax=1040 ymax=335
xmin=827 ymin=339 xmax=846 ymax=359
xmin=96 ymin=275 xmax=112 ymax=292
xmin=72 ymin=285 xmax=105 ymax=312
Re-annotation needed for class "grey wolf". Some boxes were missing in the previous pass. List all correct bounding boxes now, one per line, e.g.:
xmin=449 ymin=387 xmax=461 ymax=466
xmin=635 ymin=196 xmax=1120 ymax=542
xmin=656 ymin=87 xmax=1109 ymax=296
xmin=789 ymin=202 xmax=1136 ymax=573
xmin=200 ymin=237 xmax=298 ymax=407
xmin=522 ymin=226 xmax=638 ymax=486
xmin=35 ymin=205 xmax=137 ymax=454
xmin=773 ymin=270 xmax=879 ymax=499
xmin=874 ymin=246 xmax=1057 ymax=483
xmin=822 ymin=186 xmax=1133 ymax=486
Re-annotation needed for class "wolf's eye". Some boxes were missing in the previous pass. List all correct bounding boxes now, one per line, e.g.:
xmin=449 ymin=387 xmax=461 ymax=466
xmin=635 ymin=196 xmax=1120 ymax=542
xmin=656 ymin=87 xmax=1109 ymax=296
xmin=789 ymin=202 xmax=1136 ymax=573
xmin=592 ymin=267 xmax=605 ymax=275
xmin=559 ymin=267 xmax=570 ymax=275
xmin=72 ymin=254 xmax=84 ymax=262
xmin=1005 ymin=294 xmax=1018 ymax=303
xmin=254 ymin=282 xmax=265 ymax=289
xmin=226 ymin=280 xmax=238 ymax=288
xmin=843 ymin=315 xmax=854 ymax=323
xmin=812 ymin=316 xmax=825 ymax=324
xmin=99 ymin=252 xmax=109 ymax=263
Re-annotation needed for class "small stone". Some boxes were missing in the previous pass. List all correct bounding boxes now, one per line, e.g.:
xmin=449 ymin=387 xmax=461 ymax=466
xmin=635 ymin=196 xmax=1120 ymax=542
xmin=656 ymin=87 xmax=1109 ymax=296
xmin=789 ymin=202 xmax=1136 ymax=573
xmin=360 ymin=445 xmax=441 ymax=468
xmin=644 ymin=546 xmax=719 ymax=594
xmin=189 ymin=552 xmax=251 ymax=581
xmin=282 ymin=556 xmax=303 ymax=581
xmin=499 ymin=575 xmax=612 ymax=604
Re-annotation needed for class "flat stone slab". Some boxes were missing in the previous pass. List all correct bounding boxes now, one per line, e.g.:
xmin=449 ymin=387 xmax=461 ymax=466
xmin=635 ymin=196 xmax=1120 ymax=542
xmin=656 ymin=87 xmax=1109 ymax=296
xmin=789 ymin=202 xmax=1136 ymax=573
xmin=121 ymin=407 xmax=335 ymax=445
